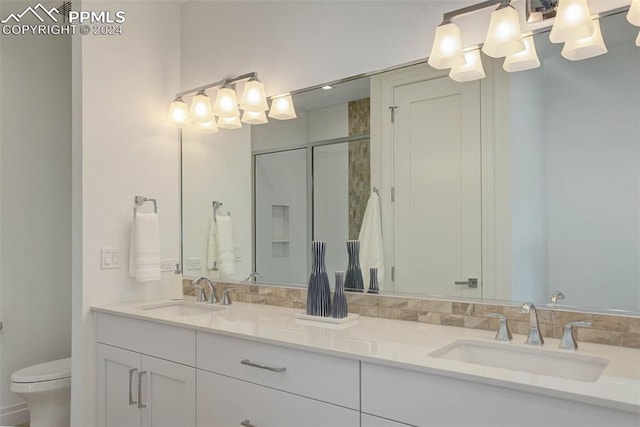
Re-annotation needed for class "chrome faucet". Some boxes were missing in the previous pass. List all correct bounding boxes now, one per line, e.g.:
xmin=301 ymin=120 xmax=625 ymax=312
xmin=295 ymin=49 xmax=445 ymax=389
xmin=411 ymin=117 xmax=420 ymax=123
xmin=549 ymin=290 xmax=565 ymax=306
xmin=191 ymin=277 xmax=219 ymax=304
xmin=221 ymin=288 xmax=235 ymax=306
xmin=484 ymin=313 xmax=512 ymax=342
xmin=519 ymin=302 xmax=544 ymax=345
xmin=559 ymin=321 xmax=592 ymax=350
xmin=242 ymin=272 xmax=263 ymax=283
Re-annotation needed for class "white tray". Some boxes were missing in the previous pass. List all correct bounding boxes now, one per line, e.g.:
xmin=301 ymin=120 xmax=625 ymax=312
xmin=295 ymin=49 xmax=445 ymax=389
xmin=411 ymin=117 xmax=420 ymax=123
xmin=294 ymin=312 xmax=360 ymax=324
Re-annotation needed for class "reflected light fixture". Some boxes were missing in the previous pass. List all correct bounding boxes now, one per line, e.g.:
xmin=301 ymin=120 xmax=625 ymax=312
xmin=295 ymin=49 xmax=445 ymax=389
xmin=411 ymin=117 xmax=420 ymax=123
xmin=561 ymin=18 xmax=608 ymax=61
xmin=637 ymin=31 xmax=640 ymax=47
xmin=217 ymin=116 xmax=243 ymax=130
xmin=168 ymin=96 xmax=189 ymax=124
xmin=239 ymin=78 xmax=269 ymax=112
xmin=628 ymin=0 xmax=640 ymax=26
xmin=549 ymin=0 xmax=594 ymax=44
xmin=268 ymin=94 xmax=297 ymax=120
xmin=190 ymin=90 xmax=214 ymax=122
xmin=449 ymin=49 xmax=486 ymax=82
xmin=241 ymin=110 xmax=268 ymax=125
xmin=322 ymin=85 xmax=333 ymax=90
xmin=428 ymin=19 xmax=466 ymax=69
xmin=482 ymin=1 xmax=526 ymax=58
xmin=195 ymin=120 xmax=218 ymax=133
xmin=213 ymin=84 xmax=240 ymax=118
xmin=503 ymin=35 xmax=541 ymax=72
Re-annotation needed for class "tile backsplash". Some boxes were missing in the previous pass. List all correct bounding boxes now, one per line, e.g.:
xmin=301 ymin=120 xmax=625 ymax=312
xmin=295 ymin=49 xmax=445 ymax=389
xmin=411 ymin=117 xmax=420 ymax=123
xmin=183 ymin=280 xmax=640 ymax=349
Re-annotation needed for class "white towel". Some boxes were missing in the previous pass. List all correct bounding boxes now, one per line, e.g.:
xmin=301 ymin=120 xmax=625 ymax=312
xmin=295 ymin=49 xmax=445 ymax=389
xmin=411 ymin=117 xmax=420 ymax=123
xmin=358 ymin=191 xmax=385 ymax=290
xmin=215 ymin=215 xmax=235 ymax=276
xmin=206 ymin=212 xmax=217 ymax=270
xmin=129 ymin=212 xmax=161 ymax=282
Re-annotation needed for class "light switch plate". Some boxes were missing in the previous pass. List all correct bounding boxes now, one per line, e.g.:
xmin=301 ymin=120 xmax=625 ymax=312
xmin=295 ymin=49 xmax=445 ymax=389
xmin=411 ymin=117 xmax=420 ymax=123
xmin=187 ymin=258 xmax=202 ymax=270
xmin=161 ymin=259 xmax=175 ymax=272
xmin=233 ymin=245 xmax=242 ymax=262
xmin=101 ymin=248 xmax=120 ymax=269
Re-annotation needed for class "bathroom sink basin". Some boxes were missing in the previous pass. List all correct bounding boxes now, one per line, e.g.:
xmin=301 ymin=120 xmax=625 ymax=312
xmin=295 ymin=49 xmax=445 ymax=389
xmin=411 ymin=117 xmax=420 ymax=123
xmin=429 ymin=340 xmax=609 ymax=382
xmin=139 ymin=302 xmax=227 ymax=316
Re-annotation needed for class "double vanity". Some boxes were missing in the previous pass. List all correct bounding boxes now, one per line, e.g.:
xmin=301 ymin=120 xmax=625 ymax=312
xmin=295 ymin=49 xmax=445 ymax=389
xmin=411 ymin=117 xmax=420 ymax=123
xmin=93 ymin=298 xmax=640 ymax=427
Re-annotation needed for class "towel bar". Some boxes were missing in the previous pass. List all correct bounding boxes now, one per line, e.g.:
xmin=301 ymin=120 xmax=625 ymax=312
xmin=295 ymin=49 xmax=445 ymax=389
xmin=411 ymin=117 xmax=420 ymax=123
xmin=134 ymin=196 xmax=158 ymax=216
xmin=212 ymin=200 xmax=230 ymax=222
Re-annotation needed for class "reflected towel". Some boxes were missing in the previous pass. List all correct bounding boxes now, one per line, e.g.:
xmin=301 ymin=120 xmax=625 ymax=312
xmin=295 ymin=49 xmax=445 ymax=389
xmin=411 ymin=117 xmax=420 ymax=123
xmin=206 ymin=212 xmax=217 ymax=270
xmin=358 ymin=191 xmax=385 ymax=290
xmin=216 ymin=215 xmax=235 ymax=276
xmin=129 ymin=212 xmax=161 ymax=283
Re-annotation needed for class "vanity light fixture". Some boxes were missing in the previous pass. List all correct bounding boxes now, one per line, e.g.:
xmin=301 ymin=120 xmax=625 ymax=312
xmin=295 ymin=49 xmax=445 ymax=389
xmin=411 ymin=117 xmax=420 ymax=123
xmin=268 ymin=94 xmax=297 ymax=120
xmin=190 ymin=90 xmax=214 ymax=122
xmin=217 ymin=115 xmax=243 ymax=130
xmin=629 ymin=0 xmax=640 ymax=26
xmin=449 ymin=49 xmax=486 ymax=82
xmin=213 ymin=83 xmax=240 ymax=118
xmin=503 ymin=35 xmax=541 ymax=72
xmin=636 ymin=31 xmax=640 ymax=47
xmin=241 ymin=110 xmax=268 ymax=125
xmin=482 ymin=1 xmax=526 ymax=58
xmin=168 ymin=96 xmax=189 ymax=124
xmin=561 ymin=18 xmax=608 ymax=61
xmin=549 ymin=0 xmax=594 ymax=44
xmin=239 ymin=78 xmax=269 ymax=112
xmin=195 ymin=119 xmax=219 ymax=133
xmin=428 ymin=19 xmax=466 ymax=70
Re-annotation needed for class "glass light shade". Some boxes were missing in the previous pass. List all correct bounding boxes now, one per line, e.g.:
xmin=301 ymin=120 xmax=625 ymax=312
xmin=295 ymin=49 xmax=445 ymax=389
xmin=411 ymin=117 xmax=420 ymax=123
xmin=449 ymin=50 xmax=486 ymax=82
xmin=168 ymin=97 xmax=189 ymax=125
xmin=636 ymin=31 xmax=640 ymax=47
xmin=428 ymin=22 xmax=465 ymax=70
xmin=549 ymin=0 xmax=594 ymax=44
xmin=482 ymin=5 xmax=526 ymax=58
xmin=190 ymin=91 xmax=213 ymax=122
xmin=503 ymin=35 xmax=541 ymax=72
xmin=213 ymin=86 xmax=240 ymax=118
xmin=217 ymin=115 xmax=242 ymax=129
xmin=239 ymin=80 xmax=269 ymax=112
xmin=628 ymin=0 xmax=640 ymax=26
xmin=268 ymin=95 xmax=297 ymax=120
xmin=241 ymin=110 xmax=268 ymax=125
xmin=561 ymin=19 xmax=607 ymax=61
xmin=195 ymin=120 xmax=218 ymax=133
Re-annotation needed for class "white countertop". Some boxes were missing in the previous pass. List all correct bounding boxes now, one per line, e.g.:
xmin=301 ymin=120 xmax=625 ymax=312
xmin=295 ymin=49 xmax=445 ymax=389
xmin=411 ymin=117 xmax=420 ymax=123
xmin=92 ymin=299 xmax=640 ymax=414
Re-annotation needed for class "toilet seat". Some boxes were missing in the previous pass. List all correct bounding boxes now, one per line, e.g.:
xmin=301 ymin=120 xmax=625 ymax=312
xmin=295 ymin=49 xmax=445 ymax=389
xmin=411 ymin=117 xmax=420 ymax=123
xmin=10 ymin=376 xmax=71 ymax=393
xmin=11 ymin=358 xmax=71 ymax=383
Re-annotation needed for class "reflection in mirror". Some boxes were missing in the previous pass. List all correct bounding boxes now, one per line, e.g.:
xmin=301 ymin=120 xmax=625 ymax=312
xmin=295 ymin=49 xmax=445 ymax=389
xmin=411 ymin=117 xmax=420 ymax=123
xmin=181 ymin=11 xmax=639 ymax=313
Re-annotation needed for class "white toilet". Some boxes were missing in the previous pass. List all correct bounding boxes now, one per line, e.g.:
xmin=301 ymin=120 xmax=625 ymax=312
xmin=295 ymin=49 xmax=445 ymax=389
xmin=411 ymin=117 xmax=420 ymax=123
xmin=10 ymin=358 xmax=71 ymax=427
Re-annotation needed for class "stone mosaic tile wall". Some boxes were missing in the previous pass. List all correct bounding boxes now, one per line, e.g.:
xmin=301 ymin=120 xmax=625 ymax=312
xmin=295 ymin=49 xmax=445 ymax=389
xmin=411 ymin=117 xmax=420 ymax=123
xmin=348 ymin=98 xmax=371 ymax=240
xmin=183 ymin=280 xmax=640 ymax=349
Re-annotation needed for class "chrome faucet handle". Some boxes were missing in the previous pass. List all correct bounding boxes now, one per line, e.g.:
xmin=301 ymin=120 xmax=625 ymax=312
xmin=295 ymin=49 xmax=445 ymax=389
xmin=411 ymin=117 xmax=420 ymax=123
xmin=222 ymin=288 xmax=235 ymax=306
xmin=549 ymin=290 xmax=565 ymax=306
xmin=560 ymin=321 xmax=592 ymax=350
xmin=484 ymin=313 xmax=512 ymax=342
xmin=519 ymin=302 xmax=544 ymax=345
xmin=192 ymin=285 xmax=206 ymax=303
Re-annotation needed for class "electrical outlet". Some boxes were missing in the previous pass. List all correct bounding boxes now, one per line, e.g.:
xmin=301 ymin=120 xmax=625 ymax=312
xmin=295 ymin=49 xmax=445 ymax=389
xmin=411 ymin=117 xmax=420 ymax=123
xmin=233 ymin=245 xmax=242 ymax=262
xmin=187 ymin=258 xmax=202 ymax=270
xmin=161 ymin=259 xmax=175 ymax=272
xmin=101 ymin=248 xmax=121 ymax=269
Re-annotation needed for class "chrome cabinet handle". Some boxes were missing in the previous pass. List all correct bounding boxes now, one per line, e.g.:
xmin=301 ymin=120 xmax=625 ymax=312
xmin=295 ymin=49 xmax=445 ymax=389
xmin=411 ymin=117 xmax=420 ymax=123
xmin=241 ymin=420 xmax=256 ymax=427
xmin=128 ymin=368 xmax=138 ymax=406
xmin=137 ymin=371 xmax=147 ymax=409
xmin=454 ymin=278 xmax=478 ymax=288
xmin=241 ymin=359 xmax=286 ymax=373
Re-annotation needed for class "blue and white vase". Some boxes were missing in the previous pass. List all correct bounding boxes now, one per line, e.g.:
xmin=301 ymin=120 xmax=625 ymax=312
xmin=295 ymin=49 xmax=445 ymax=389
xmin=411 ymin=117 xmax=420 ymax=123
xmin=332 ymin=271 xmax=348 ymax=318
xmin=367 ymin=268 xmax=379 ymax=294
xmin=306 ymin=241 xmax=331 ymax=317
xmin=344 ymin=240 xmax=364 ymax=293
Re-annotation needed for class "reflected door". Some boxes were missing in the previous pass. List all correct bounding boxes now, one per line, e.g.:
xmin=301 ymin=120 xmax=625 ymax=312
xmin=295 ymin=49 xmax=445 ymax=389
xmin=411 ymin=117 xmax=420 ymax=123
xmin=393 ymin=77 xmax=482 ymax=298
xmin=255 ymin=149 xmax=308 ymax=284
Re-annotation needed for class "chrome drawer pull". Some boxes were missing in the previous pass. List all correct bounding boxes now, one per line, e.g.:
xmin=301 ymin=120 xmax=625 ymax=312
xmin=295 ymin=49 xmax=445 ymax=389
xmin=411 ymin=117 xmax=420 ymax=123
xmin=241 ymin=420 xmax=256 ymax=427
xmin=138 ymin=371 xmax=147 ymax=409
xmin=128 ymin=368 xmax=138 ymax=406
xmin=240 ymin=359 xmax=286 ymax=373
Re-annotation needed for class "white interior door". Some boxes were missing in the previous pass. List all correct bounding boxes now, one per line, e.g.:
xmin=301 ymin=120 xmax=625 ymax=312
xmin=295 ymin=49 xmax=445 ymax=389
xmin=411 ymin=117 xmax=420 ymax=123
xmin=393 ymin=77 xmax=482 ymax=298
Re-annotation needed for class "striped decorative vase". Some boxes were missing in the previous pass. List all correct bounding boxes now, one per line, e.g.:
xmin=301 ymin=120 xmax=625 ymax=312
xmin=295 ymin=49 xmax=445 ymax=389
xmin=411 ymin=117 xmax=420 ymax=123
xmin=344 ymin=240 xmax=364 ymax=293
xmin=368 ymin=268 xmax=379 ymax=294
xmin=332 ymin=271 xmax=348 ymax=318
xmin=306 ymin=241 xmax=331 ymax=317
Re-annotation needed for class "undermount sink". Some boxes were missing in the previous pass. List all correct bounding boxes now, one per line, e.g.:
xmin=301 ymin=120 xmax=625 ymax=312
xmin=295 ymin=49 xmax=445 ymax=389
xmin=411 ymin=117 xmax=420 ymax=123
xmin=429 ymin=340 xmax=609 ymax=382
xmin=140 ymin=301 xmax=227 ymax=316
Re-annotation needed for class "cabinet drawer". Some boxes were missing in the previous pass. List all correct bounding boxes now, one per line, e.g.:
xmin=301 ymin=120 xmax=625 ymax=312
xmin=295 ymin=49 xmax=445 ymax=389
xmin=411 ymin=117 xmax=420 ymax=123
xmin=197 ymin=369 xmax=360 ymax=427
xmin=96 ymin=312 xmax=195 ymax=366
xmin=362 ymin=362 xmax=639 ymax=427
xmin=196 ymin=332 xmax=359 ymax=409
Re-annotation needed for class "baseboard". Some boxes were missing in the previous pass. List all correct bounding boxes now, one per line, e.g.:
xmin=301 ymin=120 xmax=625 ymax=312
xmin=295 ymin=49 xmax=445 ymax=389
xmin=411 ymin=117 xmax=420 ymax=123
xmin=0 ymin=402 xmax=29 ymax=426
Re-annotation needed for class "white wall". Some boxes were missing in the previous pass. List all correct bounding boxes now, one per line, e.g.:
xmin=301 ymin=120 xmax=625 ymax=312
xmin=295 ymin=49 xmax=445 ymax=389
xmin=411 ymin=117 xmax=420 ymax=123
xmin=0 ymin=1 xmax=72 ymax=424
xmin=307 ymin=104 xmax=349 ymax=143
xmin=71 ymin=2 xmax=182 ymax=426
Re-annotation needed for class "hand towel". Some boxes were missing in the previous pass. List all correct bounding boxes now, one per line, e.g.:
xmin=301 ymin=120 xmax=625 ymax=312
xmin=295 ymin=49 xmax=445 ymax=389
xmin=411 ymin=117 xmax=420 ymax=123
xmin=358 ymin=191 xmax=385 ymax=290
xmin=129 ymin=212 xmax=161 ymax=283
xmin=216 ymin=214 xmax=235 ymax=276
xmin=206 ymin=212 xmax=218 ymax=270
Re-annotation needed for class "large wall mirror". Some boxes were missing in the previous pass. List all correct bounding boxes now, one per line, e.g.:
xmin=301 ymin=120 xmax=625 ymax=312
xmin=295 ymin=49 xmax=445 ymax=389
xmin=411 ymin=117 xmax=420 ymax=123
xmin=181 ymin=11 xmax=639 ymax=314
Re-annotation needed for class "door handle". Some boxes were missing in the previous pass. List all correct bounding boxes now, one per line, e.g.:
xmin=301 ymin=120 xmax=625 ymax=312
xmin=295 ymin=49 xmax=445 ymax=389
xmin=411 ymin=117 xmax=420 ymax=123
xmin=454 ymin=278 xmax=478 ymax=288
xmin=128 ymin=368 xmax=138 ymax=406
xmin=137 ymin=371 xmax=147 ymax=409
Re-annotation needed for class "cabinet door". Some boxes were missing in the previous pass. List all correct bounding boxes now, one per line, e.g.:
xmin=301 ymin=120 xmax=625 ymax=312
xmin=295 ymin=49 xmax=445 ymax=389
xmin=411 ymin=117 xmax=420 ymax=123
xmin=197 ymin=369 xmax=359 ymax=427
xmin=97 ymin=344 xmax=141 ymax=427
xmin=361 ymin=414 xmax=412 ymax=427
xmin=141 ymin=355 xmax=196 ymax=427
